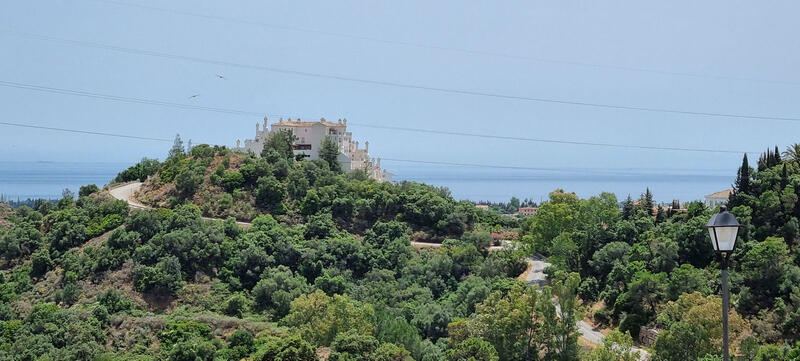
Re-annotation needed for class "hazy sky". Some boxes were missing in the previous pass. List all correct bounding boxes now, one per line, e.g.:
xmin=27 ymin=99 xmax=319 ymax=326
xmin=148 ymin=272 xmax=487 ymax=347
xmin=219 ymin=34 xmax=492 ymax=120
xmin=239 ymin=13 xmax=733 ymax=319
xmin=2 ymin=0 xmax=799 ymax=177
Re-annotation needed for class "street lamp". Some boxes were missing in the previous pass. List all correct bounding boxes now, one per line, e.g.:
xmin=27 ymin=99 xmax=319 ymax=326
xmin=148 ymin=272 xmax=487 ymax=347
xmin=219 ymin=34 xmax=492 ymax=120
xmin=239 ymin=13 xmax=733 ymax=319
xmin=706 ymin=206 xmax=740 ymax=361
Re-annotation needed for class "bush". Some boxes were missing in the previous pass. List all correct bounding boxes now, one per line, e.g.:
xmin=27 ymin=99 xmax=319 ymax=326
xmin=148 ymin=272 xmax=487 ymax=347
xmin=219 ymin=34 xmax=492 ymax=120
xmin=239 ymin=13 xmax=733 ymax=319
xmin=158 ymin=320 xmax=212 ymax=349
xmin=255 ymin=175 xmax=286 ymax=210
xmin=133 ymin=256 xmax=184 ymax=296
xmin=253 ymin=335 xmax=317 ymax=361
xmin=189 ymin=144 xmax=216 ymax=159
xmin=96 ymin=289 xmax=133 ymax=314
xmin=30 ymin=248 xmax=53 ymax=277
xmin=221 ymin=171 xmax=245 ymax=192
xmin=175 ymin=168 xmax=203 ymax=197
xmin=79 ymin=184 xmax=100 ymax=197
xmin=223 ymin=293 xmax=249 ymax=318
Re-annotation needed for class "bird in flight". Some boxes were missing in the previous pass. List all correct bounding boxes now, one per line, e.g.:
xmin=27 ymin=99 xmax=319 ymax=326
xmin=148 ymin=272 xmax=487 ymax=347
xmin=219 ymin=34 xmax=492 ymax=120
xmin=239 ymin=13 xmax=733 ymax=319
xmin=216 ymin=74 xmax=225 ymax=79
xmin=188 ymin=94 xmax=200 ymax=99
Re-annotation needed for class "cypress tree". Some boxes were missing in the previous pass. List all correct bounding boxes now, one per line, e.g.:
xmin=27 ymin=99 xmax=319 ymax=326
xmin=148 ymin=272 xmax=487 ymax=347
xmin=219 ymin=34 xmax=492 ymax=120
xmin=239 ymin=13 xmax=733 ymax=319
xmin=781 ymin=163 xmax=789 ymax=187
xmin=734 ymin=154 xmax=752 ymax=196
xmin=775 ymin=146 xmax=782 ymax=165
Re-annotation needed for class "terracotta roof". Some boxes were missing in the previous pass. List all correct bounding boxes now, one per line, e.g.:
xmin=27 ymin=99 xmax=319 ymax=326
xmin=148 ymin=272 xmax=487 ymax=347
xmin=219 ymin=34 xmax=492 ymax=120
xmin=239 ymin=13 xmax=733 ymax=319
xmin=705 ymin=189 xmax=733 ymax=199
xmin=273 ymin=120 xmax=345 ymax=127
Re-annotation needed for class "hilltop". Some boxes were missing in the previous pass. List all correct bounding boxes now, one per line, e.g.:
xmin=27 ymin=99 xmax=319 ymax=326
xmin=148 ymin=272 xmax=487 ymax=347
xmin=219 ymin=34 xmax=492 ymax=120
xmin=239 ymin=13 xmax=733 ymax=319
xmin=125 ymin=142 xmax=484 ymax=242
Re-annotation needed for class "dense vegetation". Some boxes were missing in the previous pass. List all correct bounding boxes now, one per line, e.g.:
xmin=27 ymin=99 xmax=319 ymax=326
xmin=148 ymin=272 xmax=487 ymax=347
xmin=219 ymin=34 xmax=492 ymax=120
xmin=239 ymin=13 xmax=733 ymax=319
xmin=0 ymin=133 xmax=583 ymax=361
xmin=7 ymin=131 xmax=800 ymax=360
xmin=524 ymin=145 xmax=800 ymax=360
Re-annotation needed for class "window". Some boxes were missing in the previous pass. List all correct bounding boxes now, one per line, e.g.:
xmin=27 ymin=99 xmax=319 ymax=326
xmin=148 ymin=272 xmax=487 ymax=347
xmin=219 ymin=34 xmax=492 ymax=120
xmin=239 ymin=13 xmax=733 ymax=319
xmin=293 ymin=144 xmax=312 ymax=150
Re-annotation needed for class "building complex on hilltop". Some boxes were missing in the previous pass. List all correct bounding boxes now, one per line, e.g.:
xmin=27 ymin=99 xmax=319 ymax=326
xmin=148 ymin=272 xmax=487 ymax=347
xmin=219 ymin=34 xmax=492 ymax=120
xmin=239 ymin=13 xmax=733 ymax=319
xmin=235 ymin=117 xmax=392 ymax=182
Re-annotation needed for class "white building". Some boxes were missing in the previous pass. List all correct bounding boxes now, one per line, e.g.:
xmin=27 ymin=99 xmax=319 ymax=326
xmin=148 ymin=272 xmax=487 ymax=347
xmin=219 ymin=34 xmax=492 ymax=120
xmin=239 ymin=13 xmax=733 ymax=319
xmin=704 ymin=189 xmax=733 ymax=208
xmin=236 ymin=117 xmax=392 ymax=182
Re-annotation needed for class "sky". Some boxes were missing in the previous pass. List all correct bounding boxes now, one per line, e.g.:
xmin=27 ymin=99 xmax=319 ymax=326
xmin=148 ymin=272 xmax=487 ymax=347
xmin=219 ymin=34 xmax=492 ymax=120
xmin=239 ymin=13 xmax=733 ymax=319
xmin=1 ymin=0 xmax=799 ymax=200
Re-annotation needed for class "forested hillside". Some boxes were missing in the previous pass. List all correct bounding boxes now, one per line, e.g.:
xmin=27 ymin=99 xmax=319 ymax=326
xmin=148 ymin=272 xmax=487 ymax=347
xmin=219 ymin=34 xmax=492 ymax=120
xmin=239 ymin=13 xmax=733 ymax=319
xmin=524 ymin=145 xmax=800 ymax=360
xmin=0 ymin=134 xmax=580 ymax=361
xmin=7 ymin=133 xmax=800 ymax=361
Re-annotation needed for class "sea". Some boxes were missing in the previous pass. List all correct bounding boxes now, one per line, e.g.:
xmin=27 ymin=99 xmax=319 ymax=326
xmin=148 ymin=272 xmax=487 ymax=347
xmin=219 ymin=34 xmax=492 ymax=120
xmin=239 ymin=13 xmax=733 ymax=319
xmin=0 ymin=161 xmax=734 ymax=205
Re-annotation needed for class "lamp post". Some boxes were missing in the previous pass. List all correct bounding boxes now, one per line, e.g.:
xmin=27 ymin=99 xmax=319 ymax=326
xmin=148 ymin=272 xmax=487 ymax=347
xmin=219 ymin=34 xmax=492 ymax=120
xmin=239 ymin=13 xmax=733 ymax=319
xmin=706 ymin=206 xmax=740 ymax=361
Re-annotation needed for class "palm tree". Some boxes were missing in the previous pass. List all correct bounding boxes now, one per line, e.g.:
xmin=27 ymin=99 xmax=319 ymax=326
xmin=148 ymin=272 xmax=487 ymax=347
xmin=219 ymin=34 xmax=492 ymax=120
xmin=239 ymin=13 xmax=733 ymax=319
xmin=783 ymin=144 xmax=800 ymax=165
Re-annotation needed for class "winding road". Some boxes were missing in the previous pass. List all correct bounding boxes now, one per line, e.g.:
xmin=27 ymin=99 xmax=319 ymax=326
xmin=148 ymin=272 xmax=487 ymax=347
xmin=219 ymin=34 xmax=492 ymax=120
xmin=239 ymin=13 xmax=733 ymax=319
xmin=110 ymin=181 xmax=649 ymax=359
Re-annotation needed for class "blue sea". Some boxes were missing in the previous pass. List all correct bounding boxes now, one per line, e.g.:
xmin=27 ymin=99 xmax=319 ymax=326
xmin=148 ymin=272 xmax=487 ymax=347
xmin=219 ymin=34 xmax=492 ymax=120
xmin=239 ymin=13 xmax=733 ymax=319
xmin=0 ymin=161 xmax=734 ymax=204
xmin=0 ymin=161 xmax=130 ymax=201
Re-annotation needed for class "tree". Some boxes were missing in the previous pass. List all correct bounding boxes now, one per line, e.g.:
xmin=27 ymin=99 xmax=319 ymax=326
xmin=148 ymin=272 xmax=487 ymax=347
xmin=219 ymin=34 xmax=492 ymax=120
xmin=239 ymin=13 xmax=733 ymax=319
xmin=640 ymin=188 xmax=655 ymax=216
xmin=282 ymin=291 xmax=374 ymax=346
xmin=221 ymin=171 xmax=245 ymax=192
xmin=583 ymin=330 xmax=638 ymax=361
xmin=262 ymin=129 xmax=296 ymax=160
xmin=169 ymin=134 xmax=185 ymax=159
xmin=255 ymin=175 xmax=286 ymax=210
xmin=252 ymin=266 xmax=310 ymax=319
xmin=783 ymin=143 xmax=800 ymax=166
xmin=522 ymin=190 xmax=579 ymax=252
xmin=175 ymin=167 xmax=203 ymax=197
xmin=329 ymin=330 xmax=380 ymax=360
xmin=656 ymin=292 xmax=748 ymax=354
xmin=652 ymin=322 xmax=711 ymax=361
xmin=733 ymin=153 xmax=752 ymax=197
xmin=79 ymin=184 xmax=99 ymax=197
xmin=133 ymin=255 xmax=184 ymax=296
xmin=253 ymin=335 xmax=318 ymax=361
xmin=446 ymin=338 xmax=499 ymax=361
xmin=319 ymin=136 xmax=341 ymax=173
xmin=621 ymin=195 xmax=634 ymax=220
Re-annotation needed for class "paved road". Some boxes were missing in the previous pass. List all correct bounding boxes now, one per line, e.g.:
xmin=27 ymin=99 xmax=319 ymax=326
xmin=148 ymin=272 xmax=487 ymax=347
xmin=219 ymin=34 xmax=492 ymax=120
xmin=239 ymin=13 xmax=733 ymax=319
xmin=109 ymin=182 xmax=252 ymax=227
xmin=110 ymin=182 xmax=648 ymax=359
xmin=524 ymin=257 xmax=649 ymax=359
xmin=109 ymin=182 xmax=149 ymax=210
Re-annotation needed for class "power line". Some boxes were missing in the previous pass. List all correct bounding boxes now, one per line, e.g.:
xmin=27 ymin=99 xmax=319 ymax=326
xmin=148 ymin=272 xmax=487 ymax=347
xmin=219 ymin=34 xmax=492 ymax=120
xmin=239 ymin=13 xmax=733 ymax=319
xmin=348 ymin=123 xmax=755 ymax=154
xmin=0 ymin=80 xmax=262 ymax=117
xmin=0 ymin=121 xmax=170 ymax=141
xmin=84 ymin=0 xmax=800 ymax=86
xmin=0 ymin=79 xmax=757 ymax=154
xmin=9 ymin=31 xmax=800 ymax=123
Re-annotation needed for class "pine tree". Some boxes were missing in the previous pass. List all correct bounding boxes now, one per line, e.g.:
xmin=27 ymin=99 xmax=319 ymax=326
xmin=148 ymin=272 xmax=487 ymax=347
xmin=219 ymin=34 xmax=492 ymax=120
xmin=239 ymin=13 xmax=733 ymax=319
xmin=642 ymin=188 xmax=655 ymax=216
xmin=622 ymin=195 xmax=634 ymax=220
xmin=318 ymin=136 xmax=341 ymax=173
xmin=655 ymin=206 xmax=667 ymax=223
xmin=168 ymin=134 xmax=184 ymax=159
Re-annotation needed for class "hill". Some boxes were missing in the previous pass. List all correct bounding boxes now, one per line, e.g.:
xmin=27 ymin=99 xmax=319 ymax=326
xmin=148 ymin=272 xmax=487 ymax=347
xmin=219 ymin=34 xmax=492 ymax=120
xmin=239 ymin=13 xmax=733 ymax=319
xmin=0 ymin=140 xmax=556 ymax=361
xmin=127 ymin=143 xmax=483 ymax=243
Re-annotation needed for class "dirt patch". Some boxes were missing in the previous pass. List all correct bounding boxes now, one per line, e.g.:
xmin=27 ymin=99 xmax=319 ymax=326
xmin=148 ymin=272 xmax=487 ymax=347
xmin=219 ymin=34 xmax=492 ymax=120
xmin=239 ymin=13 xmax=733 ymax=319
xmin=0 ymin=203 xmax=14 ymax=228
xmin=78 ymin=260 xmax=159 ymax=311
xmin=317 ymin=347 xmax=332 ymax=361
xmin=77 ymin=228 xmax=117 ymax=253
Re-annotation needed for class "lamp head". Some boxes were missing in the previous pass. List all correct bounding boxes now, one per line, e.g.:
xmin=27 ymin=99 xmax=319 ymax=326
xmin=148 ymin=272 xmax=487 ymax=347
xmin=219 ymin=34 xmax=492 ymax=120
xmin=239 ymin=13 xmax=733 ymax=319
xmin=706 ymin=206 xmax=740 ymax=253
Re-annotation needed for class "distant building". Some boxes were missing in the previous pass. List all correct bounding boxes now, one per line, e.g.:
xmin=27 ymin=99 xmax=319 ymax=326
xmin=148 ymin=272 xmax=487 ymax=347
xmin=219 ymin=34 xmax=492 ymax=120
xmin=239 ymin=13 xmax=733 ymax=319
xmin=518 ymin=206 xmax=538 ymax=216
xmin=236 ymin=117 xmax=392 ymax=181
xmin=705 ymin=189 xmax=733 ymax=208
xmin=475 ymin=204 xmax=490 ymax=211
